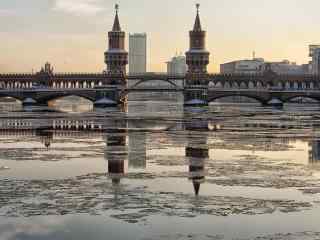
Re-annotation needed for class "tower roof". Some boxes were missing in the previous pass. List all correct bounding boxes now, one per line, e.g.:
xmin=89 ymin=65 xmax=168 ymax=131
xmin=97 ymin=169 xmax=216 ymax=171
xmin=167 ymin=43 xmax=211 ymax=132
xmin=193 ymin=4 xmax=202 ymax=31
xmin=112 ymin=4 xmax=121 ymax=31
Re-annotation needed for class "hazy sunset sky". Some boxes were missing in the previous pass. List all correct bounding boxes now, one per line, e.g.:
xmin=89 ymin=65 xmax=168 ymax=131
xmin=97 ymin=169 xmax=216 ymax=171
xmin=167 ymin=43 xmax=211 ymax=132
xmin=1 ymin=0 xmax=320 ymax=73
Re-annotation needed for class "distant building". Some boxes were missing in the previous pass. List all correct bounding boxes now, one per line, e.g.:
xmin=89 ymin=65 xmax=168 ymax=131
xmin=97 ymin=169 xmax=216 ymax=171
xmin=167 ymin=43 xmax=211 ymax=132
xmin=311 ymin=48 xmax=320 ymax=75
xmin=129 ymin=33 xmax=147 ymax=74
xmin=307 ymin=45 xmax=320 ymax=74
xmin=221 ymin=58 xmax=306 ymax=75
xmin=265 ymin=60 xmax=305 ymax=75
xmin=166 ymin=55 xmax=187 ymax=75
xmin=302 ymin=62 xmax=312 ymax=74
xmin=220 ymin=58 xmax=264 ymax=74
xmin=309 ymin=45 xmax=320 ymax=57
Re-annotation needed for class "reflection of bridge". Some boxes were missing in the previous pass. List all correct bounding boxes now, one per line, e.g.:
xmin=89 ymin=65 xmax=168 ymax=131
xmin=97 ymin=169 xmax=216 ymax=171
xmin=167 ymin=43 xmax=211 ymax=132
xmin=2 ymin=117 xmax=318 ymax=193
xmin=0 ymin=117 xmax=207 ymax=195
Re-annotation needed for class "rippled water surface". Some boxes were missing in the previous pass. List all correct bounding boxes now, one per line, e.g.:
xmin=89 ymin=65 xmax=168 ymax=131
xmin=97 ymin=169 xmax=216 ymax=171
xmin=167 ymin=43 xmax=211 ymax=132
xmin=1 ymin=94 xmax=320 ymax=240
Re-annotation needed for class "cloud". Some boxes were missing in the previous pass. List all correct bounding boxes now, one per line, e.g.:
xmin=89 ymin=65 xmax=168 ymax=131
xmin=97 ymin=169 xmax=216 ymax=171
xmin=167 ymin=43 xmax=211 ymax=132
xmin=0 ymin=9 xmax=19 ymax=17
xmin=53 ymin=0 xmax=105 ymax=16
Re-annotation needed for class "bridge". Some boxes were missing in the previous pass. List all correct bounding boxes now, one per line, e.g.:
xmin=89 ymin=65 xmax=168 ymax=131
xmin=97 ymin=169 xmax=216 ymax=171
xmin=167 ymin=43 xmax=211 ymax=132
xmin=208 ymin=89 xmax=320 ymax=105
xmin=1 ymin=70 xmax=320 ymax=107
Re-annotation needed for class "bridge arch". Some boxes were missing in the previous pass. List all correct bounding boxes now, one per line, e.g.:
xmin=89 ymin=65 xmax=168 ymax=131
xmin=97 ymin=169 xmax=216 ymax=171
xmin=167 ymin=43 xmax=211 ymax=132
xmin=208 ymin=93 xmax=266 ymax=104
xmin=214 ymin=81 xmax=223 ymax=88
xmin=283 ymin=95 xmax=320 ymax=103
xmin=130 ymin=78 xmax=179 ymax=89
xmin=239 ymin=81 xmax=248 ymax=89
xmin=224 ymin=81 xmax=231 ymax=88
xmin=39 ymin=93 xmax=96 ymax=104
xmin=0 ymin=93 xmax=24 ymax=102
xmin=256 ymin=81 xmax=264 ymax=89
xmin=310 ymin=81 xmax=315 ymax=89
xmin=248 ymin=81 xmax=255 ymax=89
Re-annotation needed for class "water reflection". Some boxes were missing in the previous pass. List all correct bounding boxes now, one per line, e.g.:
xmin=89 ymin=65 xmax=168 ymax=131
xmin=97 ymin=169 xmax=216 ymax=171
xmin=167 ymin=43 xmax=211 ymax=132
xmin=185 ymin=119 xmax=209 ymax=196
xmin=1 ymin=112 xmax=320 ymax=239
xmin=0 ymin=117 xmax=319 ymax=166
xmin=128 ymin=132 xmax=147 ymax=169
xmin=309 ymin=140 xmax=320 ymax=164
xmin=106 ymin=130 xmax=128 ymax=185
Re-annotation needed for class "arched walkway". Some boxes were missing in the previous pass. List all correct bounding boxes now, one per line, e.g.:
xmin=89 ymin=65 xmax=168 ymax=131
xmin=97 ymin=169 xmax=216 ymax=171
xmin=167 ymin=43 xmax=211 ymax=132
xmin=40 ymin=94 xmax=96 ymax=104
xmin=0 ymin=94 xmax=24 ymax=102
xmin=283 ymin=96 xmax=320 ymax=103
xmin=209 ymin=94 xmax=266 ymax=105
xmin=130 ymin=79 xmax=178 ymax=89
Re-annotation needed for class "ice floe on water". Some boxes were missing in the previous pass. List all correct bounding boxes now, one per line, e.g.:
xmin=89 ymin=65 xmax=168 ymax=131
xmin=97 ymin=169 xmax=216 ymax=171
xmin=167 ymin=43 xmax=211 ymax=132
xmin=0 ymin=173 xmax=313 ymax=221
xmin=1 ymin=101 xmax=320 ymax=238
xmin=143 ymin=232 xmax=320 ymax=240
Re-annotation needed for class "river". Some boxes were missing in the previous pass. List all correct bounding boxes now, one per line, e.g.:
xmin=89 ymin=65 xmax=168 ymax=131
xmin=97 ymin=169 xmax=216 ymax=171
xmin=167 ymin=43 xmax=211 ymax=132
xmin=0 ymin=94 xmax=320 ymax=240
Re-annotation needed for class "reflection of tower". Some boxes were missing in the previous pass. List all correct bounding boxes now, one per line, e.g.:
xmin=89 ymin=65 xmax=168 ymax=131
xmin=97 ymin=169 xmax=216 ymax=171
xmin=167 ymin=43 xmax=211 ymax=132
xmin=128 ymin=132 xmax=147 ymax=169
xmin=309 ymin=140 xmax=320 ymax=163
xmin=185 ymin=119 xmax=209 ymax=196
xmin=37 ymin=129 xmax=53 ymax=148
xmin=186 ymin=147 xmax=207 ymax=195
xmin=104 ymin=4 xmax=128 ymax=84
xmin=105 ymin=130 xmax=128 ymax=185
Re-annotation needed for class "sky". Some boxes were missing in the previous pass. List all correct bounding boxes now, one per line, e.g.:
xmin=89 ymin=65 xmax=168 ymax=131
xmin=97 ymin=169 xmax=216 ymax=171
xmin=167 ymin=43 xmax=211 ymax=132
xmin=1 ymin=0 xmax=320 ymax=73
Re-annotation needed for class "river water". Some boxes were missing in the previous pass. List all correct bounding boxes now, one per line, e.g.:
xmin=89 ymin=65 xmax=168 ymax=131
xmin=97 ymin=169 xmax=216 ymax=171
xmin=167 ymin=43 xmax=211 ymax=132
xmin=1 ymin=94 xmax=320 ymax=240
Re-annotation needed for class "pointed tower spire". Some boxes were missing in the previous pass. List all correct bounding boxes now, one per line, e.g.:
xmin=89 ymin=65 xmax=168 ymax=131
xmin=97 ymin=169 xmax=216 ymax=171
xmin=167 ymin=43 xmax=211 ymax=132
xmin=193 ymin=3 xmax=202 ymax=31
xmin=112 ymin=4 xmax=121 ymax=31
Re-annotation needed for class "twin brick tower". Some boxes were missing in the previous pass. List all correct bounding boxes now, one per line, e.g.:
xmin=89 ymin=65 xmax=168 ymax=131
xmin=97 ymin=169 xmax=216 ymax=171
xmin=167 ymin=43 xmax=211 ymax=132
xmin=105 ymin=4 xmax=210 ymax=104
xmin=104 ymin=4 xmax=128 ymax=83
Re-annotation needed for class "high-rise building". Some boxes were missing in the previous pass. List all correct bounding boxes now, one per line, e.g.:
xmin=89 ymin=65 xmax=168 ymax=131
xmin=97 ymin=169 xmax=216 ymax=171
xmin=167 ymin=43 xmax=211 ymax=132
xmin=309 ymin=45 xmax=320 ymax=58
xmin=307 ymin=45 xmax=320 ymax=74
xmin=166 ymin=55 xmax=187 ymax=75
xmin=311 ymin=48 xmax=320 ymax=75
xmin=129 ymin=33 xmax=147 ymax=74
